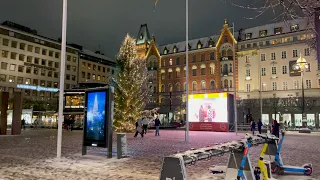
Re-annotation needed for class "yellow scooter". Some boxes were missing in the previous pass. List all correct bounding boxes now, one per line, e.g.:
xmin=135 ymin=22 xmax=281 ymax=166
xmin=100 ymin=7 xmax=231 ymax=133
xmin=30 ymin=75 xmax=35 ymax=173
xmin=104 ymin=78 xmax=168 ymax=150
xmin=254 ymin=134 xmax=278 ymax=180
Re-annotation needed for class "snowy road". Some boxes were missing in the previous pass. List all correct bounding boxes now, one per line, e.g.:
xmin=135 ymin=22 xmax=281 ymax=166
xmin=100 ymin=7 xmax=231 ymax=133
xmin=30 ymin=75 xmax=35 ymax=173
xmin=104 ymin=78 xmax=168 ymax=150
xmin=0 ymin=129 xmax=319 ymax=180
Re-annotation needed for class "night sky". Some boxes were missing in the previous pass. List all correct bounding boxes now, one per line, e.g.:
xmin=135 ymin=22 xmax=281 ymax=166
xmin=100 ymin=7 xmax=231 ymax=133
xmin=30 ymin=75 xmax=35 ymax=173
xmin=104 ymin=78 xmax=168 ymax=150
xmin=0 ymin=0 xmax=273 ymax=58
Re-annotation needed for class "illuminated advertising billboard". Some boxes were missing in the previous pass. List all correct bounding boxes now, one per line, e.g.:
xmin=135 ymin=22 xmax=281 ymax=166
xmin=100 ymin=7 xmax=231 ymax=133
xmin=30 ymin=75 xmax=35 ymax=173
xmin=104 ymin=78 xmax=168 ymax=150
xmin=188 ymin=93 xmax=233 ymax=132
xmin=83 ymin=89 xmax=109 ymax=147
xmin=188 ymin=93 xmax=228 ymax=122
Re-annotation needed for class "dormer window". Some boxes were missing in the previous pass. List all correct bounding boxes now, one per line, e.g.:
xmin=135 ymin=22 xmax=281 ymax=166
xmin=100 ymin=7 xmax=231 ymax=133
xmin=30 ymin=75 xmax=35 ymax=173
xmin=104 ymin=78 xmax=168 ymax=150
xmin=187 ymin=44 xmax=191 ymax=51
xmin=208 ymin=38 xmax=215 ymax=47
xmin=274 ymin=27 xmax=282 ymax=35
xmin=259 ymin=30 xmax=267 ymax=37
xmin=173 ymin=45 xmax=178 ymax=53
xmin=290 ymin=24 xmax=299 ymax=32
xmin=197 ymin=41 xmax=202 ymax=49
xmin=139 ymin=33 xmax=143 ymax=40
xmin=245 ymin=33 xmax=252 ymax=40
xmin=164 ymin=47 xmax=168 ymax=55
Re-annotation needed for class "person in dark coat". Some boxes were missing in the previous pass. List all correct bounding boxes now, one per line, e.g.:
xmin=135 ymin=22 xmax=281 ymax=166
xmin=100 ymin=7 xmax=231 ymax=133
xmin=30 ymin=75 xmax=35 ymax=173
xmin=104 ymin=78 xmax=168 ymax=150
xmin=272 ymin=120 xmax=280 ymax=138
xmin=134 ymin=118 xmax=144 ymax=138
xmin=155 ymin=117 xmax=161 ymax=136
xmin=257 ymin=119 xmax=263 ymax=134
xmin=21 ymin=118 xmax=26 ymax=130
xmin=250 ymin=120 xmax=256 ymax=135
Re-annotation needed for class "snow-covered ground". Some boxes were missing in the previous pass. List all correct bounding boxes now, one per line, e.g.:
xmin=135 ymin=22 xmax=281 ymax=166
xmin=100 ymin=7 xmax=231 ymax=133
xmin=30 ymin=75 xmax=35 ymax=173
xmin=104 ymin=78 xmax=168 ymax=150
xmin=0 ymin=129 xmax=319 ymax=180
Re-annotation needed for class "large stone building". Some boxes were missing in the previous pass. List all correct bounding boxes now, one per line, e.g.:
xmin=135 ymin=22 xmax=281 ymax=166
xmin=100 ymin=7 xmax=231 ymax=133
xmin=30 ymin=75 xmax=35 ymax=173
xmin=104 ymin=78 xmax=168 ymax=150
xmin=136 ymin=18 xmax=320 ymax=127
xmin=0 ymin=21 xmax=116 ymax=111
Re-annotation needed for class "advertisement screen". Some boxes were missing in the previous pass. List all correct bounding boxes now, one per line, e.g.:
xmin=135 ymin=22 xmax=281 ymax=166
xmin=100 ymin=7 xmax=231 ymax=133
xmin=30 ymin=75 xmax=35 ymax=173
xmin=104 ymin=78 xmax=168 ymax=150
xmin=188 ymin=93 xmax=228 ymax=123
xmin=85 ymin=91 xmax=106 ymax=141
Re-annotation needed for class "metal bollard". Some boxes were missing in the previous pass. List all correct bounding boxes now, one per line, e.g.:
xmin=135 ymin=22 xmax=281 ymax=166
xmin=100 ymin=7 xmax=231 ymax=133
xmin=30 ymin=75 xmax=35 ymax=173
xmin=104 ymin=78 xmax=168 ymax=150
xmin=117 ymin=133 xmax=127 ymax=159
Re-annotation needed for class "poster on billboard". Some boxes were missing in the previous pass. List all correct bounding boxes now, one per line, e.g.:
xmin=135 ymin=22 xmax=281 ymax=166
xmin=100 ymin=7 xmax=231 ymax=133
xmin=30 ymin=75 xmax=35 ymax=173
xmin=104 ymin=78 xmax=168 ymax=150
xmin=83 ymin=88 xmax=111 ymax=148
xmin=188 ymin=93 xmax=231 ymax=132
xmin=289 ymin=60 xmax=301 ymax=76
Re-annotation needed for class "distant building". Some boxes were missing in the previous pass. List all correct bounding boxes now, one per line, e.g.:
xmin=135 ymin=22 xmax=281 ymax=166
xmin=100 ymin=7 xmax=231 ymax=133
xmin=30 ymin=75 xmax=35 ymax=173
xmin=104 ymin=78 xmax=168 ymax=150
xmin=0 ymin=21 xmax=115 ymax=111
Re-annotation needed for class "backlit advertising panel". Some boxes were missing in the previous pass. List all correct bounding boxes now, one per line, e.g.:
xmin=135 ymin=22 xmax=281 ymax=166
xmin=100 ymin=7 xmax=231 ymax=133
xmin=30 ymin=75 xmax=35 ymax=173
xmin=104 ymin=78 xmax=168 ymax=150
xmin=188 ymin=93 xmax=231 ymax=132
xmin=83 ymin=89 xmax=108 ymax=147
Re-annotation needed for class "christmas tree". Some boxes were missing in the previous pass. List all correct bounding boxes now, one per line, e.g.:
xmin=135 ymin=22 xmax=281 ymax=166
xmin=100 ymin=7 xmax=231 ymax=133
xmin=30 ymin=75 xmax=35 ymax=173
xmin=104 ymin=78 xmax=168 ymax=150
xmin=113 ymin=34 xmax=149 ymax=132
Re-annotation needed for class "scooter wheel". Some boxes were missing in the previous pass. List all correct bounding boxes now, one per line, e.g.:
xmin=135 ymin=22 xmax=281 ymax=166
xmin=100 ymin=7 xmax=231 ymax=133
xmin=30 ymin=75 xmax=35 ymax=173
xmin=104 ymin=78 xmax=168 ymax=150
xmin=304 ymin=166 xmax=312 ymax=176
xmin=271 ymin=162 xmax=279 ymax=174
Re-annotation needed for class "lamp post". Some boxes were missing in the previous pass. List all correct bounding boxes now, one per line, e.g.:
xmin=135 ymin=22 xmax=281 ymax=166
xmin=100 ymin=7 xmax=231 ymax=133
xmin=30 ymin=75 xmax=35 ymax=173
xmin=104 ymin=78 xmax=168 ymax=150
xmin=294 ymin=53 xmax=308 ymax=129
xmin=185 ymin=0 xmax=189 ymax=142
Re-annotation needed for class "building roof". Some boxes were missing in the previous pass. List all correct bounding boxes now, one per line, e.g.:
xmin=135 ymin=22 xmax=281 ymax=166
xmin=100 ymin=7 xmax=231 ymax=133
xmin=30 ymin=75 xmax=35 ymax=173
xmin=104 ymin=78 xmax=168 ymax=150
xmin=81 ymin=49 xmax=115 ymax=63
xmin=0 ymin=21 xmax=78 ymax=51
xmin=238 ymin=18 xmax=309 ymax=41
xmin=158 ymin=35 xmax=219 ymax=55
xmin=136 ymin=24 xmax=151 ymax=45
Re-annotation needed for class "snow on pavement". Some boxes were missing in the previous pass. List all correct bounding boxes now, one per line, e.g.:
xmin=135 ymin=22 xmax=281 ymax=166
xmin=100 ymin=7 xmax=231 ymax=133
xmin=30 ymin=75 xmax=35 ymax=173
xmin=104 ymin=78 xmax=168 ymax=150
xmin=0 ymin=129 xmax=319 ymax=180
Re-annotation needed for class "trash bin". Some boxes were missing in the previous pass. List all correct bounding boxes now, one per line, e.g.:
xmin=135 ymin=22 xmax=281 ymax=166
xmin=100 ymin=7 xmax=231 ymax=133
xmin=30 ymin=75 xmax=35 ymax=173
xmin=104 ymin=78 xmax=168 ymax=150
xmin=117 ymin=133 xmax=127 ymax=159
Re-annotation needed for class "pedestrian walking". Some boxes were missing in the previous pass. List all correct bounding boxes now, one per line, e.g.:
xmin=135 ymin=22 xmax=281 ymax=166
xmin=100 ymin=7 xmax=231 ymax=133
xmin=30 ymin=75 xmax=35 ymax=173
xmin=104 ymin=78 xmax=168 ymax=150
xmin=34 ymin=119 xmax=38 ymax=129
xmin=134 ymin=118 xmax=144 ymax=138
xmin=21 ymin=118 xmax=26 ymax=130
xmin=250 ymin=120 xmax=256 ymax=135
xmin=142 ymin=117 xmax=149 ymax=134
xmin=272 ymin=120 xmax=280 ymax=138
xmin=257 ymin=119 xmax=263 ymax=134
xmin=155 ymin=116 xmax=161 ymax=136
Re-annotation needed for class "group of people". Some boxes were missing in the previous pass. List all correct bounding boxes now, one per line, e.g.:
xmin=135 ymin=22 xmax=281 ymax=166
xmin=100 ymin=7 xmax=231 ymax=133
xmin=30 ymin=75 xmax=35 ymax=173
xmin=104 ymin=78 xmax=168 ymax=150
xmin=134 ymin=116 xmax=161 ymax=138
xmin=250 ymin=119 xmax=280 ymax=137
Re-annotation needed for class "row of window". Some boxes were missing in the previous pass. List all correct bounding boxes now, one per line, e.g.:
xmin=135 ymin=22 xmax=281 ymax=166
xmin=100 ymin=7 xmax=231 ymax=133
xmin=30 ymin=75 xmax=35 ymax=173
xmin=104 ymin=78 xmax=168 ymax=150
xmin=245 ymin=64 xmax=311 ymax=77
xmin=252 ymin=49 xmax=310 ymax=62
xmin=0 ymin=62 xmax=76 ymax=80
xmin=1 ymin=50 xmax=77 ymax=71
xmin=163 ymin=38 xmax=216 ymax=55
xmin=160 ymin=80 xmax=218 ymax=92
xmin=245 ymin=24 xmax=299 ymax=40
xmin=81 ymin=62 xmax=115 ymax=74
xmin=161 ymin=52 xmax=215 ymax=67
xmin=160 ymin=64 xmax=216 ymax=79
xmin=241 ymin=34 xmax=313 ymax=50
xmin=245 ymin=80 xmax=313 ymax=92
xmin=81 ymin=72 xmax=109 ymax=82
xmin=2 ymin=38 xmax=77 ymax=62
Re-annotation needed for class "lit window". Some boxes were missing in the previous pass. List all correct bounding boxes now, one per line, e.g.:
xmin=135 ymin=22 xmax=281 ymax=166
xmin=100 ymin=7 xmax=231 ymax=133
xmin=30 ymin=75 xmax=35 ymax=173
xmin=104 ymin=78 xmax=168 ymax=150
xmin=169 ymin=59 xmax=172 ymax=66
xmin=282 ymin=81 xmax=288 ymax=90
xmin=245 ymin=33 xmax=252 ymax=40
xmin=290 ymin=24 xmax=299 ymax=32
xmin=260 ymin=54 xmax=266 ymax=61
xmin=274 ymin=27 xmax=282 ymax=35
xmin=259 ymin=30 xmax=267 ymax=37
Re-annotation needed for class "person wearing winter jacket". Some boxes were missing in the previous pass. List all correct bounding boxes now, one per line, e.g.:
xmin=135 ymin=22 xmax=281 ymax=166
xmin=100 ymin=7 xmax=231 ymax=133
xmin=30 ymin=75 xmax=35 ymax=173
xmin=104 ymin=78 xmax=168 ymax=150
xmin=154 ymin=117 xmax=161 ymax=136
xmin=134 ymin=118 xmax=144 ymax=138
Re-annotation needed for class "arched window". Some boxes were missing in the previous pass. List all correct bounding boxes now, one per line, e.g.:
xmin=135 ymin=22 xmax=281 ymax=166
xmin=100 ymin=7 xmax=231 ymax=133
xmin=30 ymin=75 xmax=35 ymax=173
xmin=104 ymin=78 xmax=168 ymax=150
xmin=176 ymin=67 xmax=181 ymax=78
xmin=201 ymin=80 xmax=206 ymax=90
xmin=192 ymin=65 xmax=197 ymax=76
xmin=224 ymin=79 xmax=228 ymax=88
xmin=229 ymin=80 xmax=233 ymax=88
xmin=200 ymin=64 xmax=206 ymax=75
xmin=176 ymin=83 xmax=181 ymax=92
xmin=223 ymin=64 xmax=228 ymax=75
xmin=169 ymin=84 xmax=173 ymax=92
xmin=227 ymin=49 xmax=233 ymax=56
xmin=222 ymin=49 xmax=226 ymax=56
xmin=161 ymin=69 xmax=165 ymax=80
xmin=210 ymin=63 xmax=215 ymax=75
xmin=161 ymin=84 xmax=165 ymax=92
xmin=229 ymin=63 xmax=233 ymax=73
xmin=192 ymin=81 xmax=197 ymax=91
xmin=183 ymin=67 xmax=186 ymax=77
xmin=168 ymin=68 xmax=173 ymax=79
xmin=210 ymin=80 xmax=216 ymax=89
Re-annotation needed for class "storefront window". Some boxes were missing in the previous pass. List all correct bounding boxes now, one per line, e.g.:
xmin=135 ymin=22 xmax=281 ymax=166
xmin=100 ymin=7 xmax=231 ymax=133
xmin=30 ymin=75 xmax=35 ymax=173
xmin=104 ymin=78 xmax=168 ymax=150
xmin=65 ymin=95 xmax=84 ymax=108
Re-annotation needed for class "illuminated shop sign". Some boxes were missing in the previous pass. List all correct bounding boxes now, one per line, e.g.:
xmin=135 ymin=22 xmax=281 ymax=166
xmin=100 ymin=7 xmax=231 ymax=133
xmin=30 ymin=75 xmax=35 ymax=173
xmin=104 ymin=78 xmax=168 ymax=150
xmin=17 ymin=84 xmax=59 ymax=92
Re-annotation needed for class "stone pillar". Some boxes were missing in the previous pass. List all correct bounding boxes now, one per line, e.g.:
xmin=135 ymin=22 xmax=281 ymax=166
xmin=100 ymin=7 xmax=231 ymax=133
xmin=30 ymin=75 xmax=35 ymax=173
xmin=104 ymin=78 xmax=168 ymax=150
xmin=11 ymin=92 xmax=23 ymax=135
xmin=0 ymin=92 xmax=9 ymax=135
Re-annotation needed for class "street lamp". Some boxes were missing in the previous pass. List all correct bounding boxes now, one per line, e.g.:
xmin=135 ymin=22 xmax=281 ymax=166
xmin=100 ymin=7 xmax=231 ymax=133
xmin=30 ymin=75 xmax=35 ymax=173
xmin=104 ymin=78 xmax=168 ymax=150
xmin=294 ymin=53 xmax=309 ymax=129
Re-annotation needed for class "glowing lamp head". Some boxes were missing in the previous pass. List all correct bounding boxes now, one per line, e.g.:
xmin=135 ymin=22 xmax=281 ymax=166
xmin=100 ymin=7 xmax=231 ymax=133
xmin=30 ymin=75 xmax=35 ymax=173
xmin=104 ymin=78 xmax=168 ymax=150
xmin=296 ymin=54 xmax=307 ymax=70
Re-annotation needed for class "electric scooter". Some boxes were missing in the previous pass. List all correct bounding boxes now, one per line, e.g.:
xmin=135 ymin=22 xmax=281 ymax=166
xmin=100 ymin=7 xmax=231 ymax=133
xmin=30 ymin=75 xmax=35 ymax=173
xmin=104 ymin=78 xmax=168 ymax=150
xmin=236 ymin=136 xmax=253 ymax=180
xmin=254 ymin=134 xmax=278 ymax=180
xmin=271 ymin=130 xmax=313 ymax=176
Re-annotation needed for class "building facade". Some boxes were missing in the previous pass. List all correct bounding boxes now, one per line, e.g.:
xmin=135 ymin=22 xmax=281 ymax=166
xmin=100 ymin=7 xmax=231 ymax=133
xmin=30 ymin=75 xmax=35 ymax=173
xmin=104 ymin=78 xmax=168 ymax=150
xmin=136 ymin=20 xmax=238 ymax=125
xmin=0 ymin=21 xmax=116 ymax=113
xmin=136 ymin=18 xmax=320 ymax=127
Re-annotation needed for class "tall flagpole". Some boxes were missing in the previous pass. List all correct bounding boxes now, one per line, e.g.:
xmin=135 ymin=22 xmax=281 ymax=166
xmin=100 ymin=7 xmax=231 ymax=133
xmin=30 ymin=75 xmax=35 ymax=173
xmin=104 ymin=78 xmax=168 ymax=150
xmin=57 ymin=0 xmax=67 ymax=159
xmin=185 ymin=0 xmax=189 ymax=142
